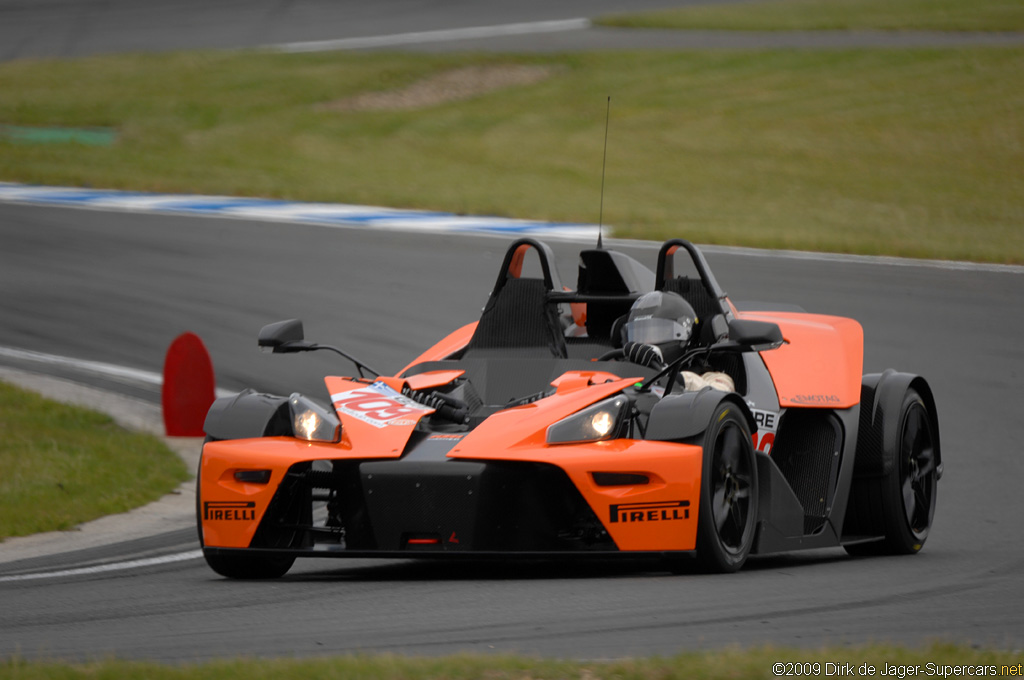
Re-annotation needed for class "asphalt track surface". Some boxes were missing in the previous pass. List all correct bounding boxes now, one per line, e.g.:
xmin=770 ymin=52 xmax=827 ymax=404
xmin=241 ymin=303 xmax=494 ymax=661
xmin=0 ymin=0 xmax=709 ymax=60
xmin=2 ymin=0 xmax=1024 ymax=664
xmin=2 ymin=0 xmax=1022 ymax=62
xmin=1 ymin=202 xmax=1023 ymax=661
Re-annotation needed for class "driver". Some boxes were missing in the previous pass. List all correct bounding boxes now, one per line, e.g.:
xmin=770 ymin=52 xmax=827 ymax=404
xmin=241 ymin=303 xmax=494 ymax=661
xmin=621 ymin=291 xmax=734 ymax=392
xmin=622 ymin=291 xmax=697 ymax=367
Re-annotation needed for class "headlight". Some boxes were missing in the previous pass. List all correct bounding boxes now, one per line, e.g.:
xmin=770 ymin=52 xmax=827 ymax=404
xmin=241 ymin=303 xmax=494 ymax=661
xmin=546 ymin=395 xmax=630 ymax=445
xmin=289 ymin=393 xmax=342 ymax=443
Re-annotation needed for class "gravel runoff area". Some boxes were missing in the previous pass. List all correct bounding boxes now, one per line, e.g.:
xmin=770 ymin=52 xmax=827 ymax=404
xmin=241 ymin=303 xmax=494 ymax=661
xmin=0 ymin=367 xmax=201 ymax=565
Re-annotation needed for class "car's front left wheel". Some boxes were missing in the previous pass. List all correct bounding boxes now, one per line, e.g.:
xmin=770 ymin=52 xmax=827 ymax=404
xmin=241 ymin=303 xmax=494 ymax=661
xmin=695 ymin=403 xmax=759 ymax=573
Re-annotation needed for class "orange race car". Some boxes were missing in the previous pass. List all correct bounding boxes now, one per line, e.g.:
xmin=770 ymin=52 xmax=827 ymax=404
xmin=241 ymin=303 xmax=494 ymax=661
xmin=198 ymin=238 xmax=941 ymax=578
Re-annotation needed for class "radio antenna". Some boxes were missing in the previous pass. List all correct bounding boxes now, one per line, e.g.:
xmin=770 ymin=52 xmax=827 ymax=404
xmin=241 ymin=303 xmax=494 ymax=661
xmin=597 ymin=95 xmax=611 ymax=249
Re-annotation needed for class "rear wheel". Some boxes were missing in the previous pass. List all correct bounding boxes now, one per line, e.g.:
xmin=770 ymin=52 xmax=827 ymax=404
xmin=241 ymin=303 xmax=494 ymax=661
xmin=696 ymin=403 xmax=758 ymax=572
xmin=845 ymin=388 xmax=937 ymax=556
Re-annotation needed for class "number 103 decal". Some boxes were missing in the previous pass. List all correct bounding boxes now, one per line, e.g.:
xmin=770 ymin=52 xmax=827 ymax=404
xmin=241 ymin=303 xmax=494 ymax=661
xmin=331 ymin=382 xmax=433 ymax=428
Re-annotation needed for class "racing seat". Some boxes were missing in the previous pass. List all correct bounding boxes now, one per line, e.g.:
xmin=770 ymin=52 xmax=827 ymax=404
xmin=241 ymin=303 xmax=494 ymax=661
xmin=655 ymin=239 xmax=747 ymax=393
xmin=576 ymin=248 xmax=653 ymax=344
xmin=661 ymin=275 xmax=720 ymax=345
xmin=655 ymin=239 xmax=727 ymax=346
xmin=462 ymin=239 xmax=567 ymax=359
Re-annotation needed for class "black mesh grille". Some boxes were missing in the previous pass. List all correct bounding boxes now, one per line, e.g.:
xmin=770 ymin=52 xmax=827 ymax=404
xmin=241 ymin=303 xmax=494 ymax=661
xmin=251 ymin=459 xmax=616 ymax=553
xmin=771 ymin=410 xmax=841 ymax=534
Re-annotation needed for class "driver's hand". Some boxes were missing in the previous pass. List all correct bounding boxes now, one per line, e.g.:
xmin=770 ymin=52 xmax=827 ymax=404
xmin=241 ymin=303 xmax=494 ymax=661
xmin=623 ymin=342 xmax=664 ymax=369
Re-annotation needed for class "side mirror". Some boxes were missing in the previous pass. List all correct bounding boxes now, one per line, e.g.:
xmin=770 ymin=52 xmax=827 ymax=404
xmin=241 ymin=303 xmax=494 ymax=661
xmin=727 ymin=318 xmax=784 ymax=352
xmin=258 ymin=319 xmax=312 ymax=353
xmin=709 ymin=314 xmax=729 ymax=343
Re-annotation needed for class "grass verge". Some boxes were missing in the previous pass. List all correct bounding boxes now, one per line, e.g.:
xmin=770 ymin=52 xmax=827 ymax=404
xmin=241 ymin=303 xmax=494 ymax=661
xmin=0 ymin=381 xmax=189 ymax=541
xmin=597 ymin=0 xmax=1024 ymax=32
xmin=1 ymin=642 xmax=1020 ymax=677
xmin=1 ymin=48 xmax=1021 ymax=263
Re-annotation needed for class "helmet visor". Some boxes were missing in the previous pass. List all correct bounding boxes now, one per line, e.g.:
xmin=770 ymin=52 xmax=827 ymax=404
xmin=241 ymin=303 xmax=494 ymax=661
xmin=625 ymin=317 xmax=693 ymax=345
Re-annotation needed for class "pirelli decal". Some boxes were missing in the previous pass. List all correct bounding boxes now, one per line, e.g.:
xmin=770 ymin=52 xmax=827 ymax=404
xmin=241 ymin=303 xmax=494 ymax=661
xmin=204 ymin=501 xmax=256 ymax=521
xmin=610 ymin=500 xmax=690 ymax=524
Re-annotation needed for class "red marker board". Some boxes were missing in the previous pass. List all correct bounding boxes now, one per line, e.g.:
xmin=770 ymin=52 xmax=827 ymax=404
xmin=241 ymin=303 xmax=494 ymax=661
xmin=161 ymin=332 xmax=215 ymax=437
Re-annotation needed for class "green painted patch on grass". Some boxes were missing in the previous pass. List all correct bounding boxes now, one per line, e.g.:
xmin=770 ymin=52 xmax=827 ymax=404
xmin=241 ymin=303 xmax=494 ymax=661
xmin=0 ymin=124 xmax=116 ymax=146
xmin=0 ymin=381 xmax=189 ymax=540
xmin=0 ymin=48 xmax=1021 ymax=263
xmin=597 ymin=0 xmax=1024 ymax=32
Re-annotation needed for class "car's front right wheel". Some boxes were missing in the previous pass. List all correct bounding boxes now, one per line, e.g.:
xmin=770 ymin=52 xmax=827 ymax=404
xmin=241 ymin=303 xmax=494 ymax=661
xmin=202 ymin=550 xmax=295 ymax=580
xmin=197 ymin=437 xmax=295 ymax=579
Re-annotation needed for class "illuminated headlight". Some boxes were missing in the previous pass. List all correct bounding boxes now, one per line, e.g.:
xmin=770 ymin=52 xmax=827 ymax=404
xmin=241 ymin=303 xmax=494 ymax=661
xmin=546 ymin=395 xmax=630 ymax=445
xmin=289 ymin=393 xmax=341 ymax=443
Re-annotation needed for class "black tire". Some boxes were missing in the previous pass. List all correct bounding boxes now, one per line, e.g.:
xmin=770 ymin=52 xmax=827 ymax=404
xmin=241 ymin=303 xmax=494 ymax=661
xmin=202 ymin=550 xmax=295 ymax=580
xmin=695 ymin=403 xmax=759 ymax=573
xmin=844 ymin=388 xmax=937 ymax=556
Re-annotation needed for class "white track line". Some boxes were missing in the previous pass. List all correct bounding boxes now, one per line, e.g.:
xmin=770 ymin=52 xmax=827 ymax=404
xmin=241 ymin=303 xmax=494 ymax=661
xmin=272 ymin=18 xmax=591 ymax=53
xmin=0 ymin=346 xmax=235 ymax=398
xmin=0 ymin=550 xmax=203 ymax=583
xmin=0 ymin=346 xmax=163 ymax=386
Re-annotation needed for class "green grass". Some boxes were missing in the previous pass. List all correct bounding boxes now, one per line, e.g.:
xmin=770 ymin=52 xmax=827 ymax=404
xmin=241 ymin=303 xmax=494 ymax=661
xmin=1 ymin=643 xmax=1019 ymax=678
xmin=0 ymin=381 xmax=189 ymax=540
xmin=597 ymin=0 xmax=1024 ymax=32
xmin=1 ymin=47 xmax=1022 ymax=263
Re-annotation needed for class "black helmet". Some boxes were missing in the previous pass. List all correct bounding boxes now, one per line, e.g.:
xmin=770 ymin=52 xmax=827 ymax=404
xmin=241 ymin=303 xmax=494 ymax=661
xmin=623 ymin=291 xmax=697 ymax=361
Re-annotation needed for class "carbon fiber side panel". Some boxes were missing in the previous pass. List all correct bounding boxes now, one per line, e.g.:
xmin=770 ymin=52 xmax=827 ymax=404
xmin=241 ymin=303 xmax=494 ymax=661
xmin=854 ymin=381 xmax=884 ymax=475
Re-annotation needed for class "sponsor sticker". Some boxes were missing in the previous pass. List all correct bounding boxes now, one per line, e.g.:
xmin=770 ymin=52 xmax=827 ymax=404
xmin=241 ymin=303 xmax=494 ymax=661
xmin=750 ymin=407 xmax=780 ymax=454
xmin=203 ymin=501 xmax=256 ymax=521
xmin=331 ymin=381 xmax=433 ymax=429
xmin=609 ymin=500 xmax=690 ymax=524
xmin=792 ymin=394 xmax=841 ymax=405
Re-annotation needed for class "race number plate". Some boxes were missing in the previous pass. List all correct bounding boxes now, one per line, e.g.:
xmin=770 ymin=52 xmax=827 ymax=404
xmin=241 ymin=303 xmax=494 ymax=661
xmin=331 ymin=381 xmax=433 ymax=429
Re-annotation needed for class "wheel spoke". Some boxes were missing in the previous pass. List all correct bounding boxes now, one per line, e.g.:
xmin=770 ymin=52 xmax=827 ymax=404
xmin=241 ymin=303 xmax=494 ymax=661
xmin=732 ymin=470 xmax=751 ymax=501
xmin=719 ymin=426 xmax=743 ymax=470
xmin=913 ymin=429 xmax=935 ymax=470
xmin=902 ymin=476 xmax=917 ymax=525
xmin=914 ymin=450 xmax=936 ymax=482
xmin=727 ymin=503 xmax=746 ymax=543
xmin=913 ymin=485 xmax=930 ymax=524
xmin=713 ymin=486 xmax=730 ymax=532
xmin=902 ymin=410 xmax=921 ymax=455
